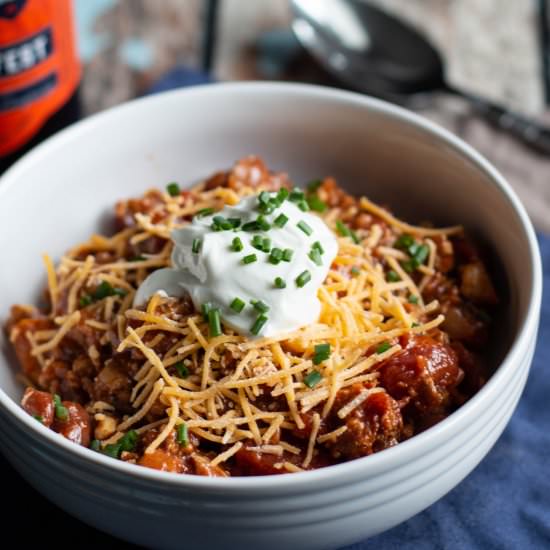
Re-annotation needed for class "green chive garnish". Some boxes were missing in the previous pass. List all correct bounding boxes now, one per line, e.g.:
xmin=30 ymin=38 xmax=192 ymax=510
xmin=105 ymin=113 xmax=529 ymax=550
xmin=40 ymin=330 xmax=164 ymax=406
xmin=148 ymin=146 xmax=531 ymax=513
xmin=312 ymin=241 xmax=324 ymax=254
xmin=387 ymin=270 xmax=400 ymax=282
xmin=351 ymin=266 xmax=360 ymax=277
xmin=276 ymin=188 xmax=289 ymax=202
xmin=296 ymin=270 xmax=311 ymax=288
xmin=174 ymin=362 xmax=189 ymax=378
xmin=196 ymin=207 xmax=215 ymax=217
xmin=297 ymin=199 xmax=310 ymax=212
xmin=304 ymin=370 xmax=322 ymax=388
xmin=242 ymin=254 xmax=257 ymax=265
xmin=53 ymin=394 xmax=68 ymax=421
xmin=274 ymin=213 xmax=289 ymax=228
xmin=208 ymin=308 xmax=222 ymax=337
xmin=282 ymin=249 xmax=294 ymax=262
xmin=309 ymin=248 xmax=323 ymax=266
xmin=256 ymin=215 xmax=271 ymax=231
xmin=102 ymin=443 xmax=122 ymax=458
xmin=119 ymin=430 xmax=138 ymax=452
xmin=335 ymin=220 xmax=360 ymax=243
xmin=250 ymin=314 xmax=268 ymax=335
xmin=415 ymin=244 xmax=429 ymax=265
xmin=166 ymin=182 xmax=180 ymax=197
xmin=228 ymin=217 xmax=241 ymax=228
xmin=408 ymin=295 xmax=419 ymax=304
xmin=201 ymin=302 xmax=212 ymax=321
xmin=192 ymin=238 xmax=201 ymax=254
xmin=394 ymin=234 xmax=415 ymax=250
xmin=376 ymin=341 xmax=391 ymax=354
xmin=269 ymin=247 xmax=283 ymax=264
xmin=250 ymin=299 xmax=270 ymax=313
xmin=129 ymin=255 xmax=146 ymax=262
xmin=231 ymin=236 xmax=243 ymax=252
xmin=289 ymin=189 xmax=305 ymax=203
xmin=177 ymin=423 xmax=189 ymax=446
xmin=252 ymin=235 xmax=264 ymax=250
xmin=313 ymin=343 xmax=331 ymax=365
xmin=90 ymin=439 xmax=101 ymax=451
xmin=242 ymin=220 xmax=259 ymax=231
xmin=401 ymin=259 xmax=418 ymax=273
xmin=79 ymin=295 xmax=92 ymax=308
xmin=33 ymin=414 xmax=43 ymax=423
xmin=306 ymin=179 xmax=322 ymax=192
xmin=297 ymin=220 xmax=313 ymax=236
xmin=93 ymin=281 xmax=114 ymax=300
xmin=274 ymin=277 xmax=286 ymax=289
xmin=262 ymin=237 xmax=271 ymax=253
xmin=307 ymin=195 xmax=327 ymax=212
xmin=230 ymin=297 xmax=246 ymax=313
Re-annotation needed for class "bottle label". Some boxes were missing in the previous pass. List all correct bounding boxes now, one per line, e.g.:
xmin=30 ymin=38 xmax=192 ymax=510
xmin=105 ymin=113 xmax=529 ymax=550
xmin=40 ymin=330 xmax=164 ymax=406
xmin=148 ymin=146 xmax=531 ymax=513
xmin=0 ymin=0 xmax=80 ymax=156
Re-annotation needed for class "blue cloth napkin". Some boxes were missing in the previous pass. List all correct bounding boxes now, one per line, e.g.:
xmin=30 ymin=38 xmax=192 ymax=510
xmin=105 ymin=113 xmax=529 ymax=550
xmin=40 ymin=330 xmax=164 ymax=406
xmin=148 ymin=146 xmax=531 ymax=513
xmin=147 ymin=70 xmax=550 ymax=549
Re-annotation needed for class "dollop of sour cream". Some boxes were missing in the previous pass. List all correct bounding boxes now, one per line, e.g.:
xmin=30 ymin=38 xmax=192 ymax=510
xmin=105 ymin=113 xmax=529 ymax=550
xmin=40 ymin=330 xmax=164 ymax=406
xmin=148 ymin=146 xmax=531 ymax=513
xmin=134 ymin=192 xmax=338 ymax=337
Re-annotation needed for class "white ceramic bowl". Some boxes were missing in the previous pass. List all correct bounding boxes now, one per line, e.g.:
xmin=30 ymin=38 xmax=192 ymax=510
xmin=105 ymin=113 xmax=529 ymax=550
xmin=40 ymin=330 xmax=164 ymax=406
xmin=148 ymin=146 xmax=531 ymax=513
xmin=0 ymin=83 xmax=542 ymax=550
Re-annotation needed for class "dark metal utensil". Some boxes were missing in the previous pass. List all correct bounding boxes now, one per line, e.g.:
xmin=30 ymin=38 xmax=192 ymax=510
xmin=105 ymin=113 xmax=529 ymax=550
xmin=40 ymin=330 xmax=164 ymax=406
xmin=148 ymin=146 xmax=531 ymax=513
xmin=291 ymin=0 xmax=550 ymax=155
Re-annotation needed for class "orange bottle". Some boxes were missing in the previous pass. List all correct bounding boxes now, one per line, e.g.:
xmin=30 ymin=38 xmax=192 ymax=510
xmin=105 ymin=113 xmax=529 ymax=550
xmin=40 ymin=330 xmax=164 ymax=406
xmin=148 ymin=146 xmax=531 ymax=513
xmin=0 ymin=0 xmax=81 ymax=172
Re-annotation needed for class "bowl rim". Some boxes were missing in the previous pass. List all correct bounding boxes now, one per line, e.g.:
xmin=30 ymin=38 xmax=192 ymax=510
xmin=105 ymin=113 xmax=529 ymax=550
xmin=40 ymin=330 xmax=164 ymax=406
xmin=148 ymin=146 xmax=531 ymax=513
xmin=0 ymin=81 xmax=542 ymax=492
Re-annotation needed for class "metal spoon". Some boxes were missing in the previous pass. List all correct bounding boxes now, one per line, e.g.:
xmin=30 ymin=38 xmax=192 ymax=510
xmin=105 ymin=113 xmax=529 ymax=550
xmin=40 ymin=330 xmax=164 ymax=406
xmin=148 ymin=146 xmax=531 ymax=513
xmin=291 ymin=0 xmax=550 ymax=155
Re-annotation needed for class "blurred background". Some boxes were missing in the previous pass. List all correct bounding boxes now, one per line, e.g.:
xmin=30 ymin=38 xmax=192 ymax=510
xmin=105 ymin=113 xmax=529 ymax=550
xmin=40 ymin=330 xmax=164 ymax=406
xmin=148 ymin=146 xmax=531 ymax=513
xmin=2 ymin=0 xmax=550 ymax=228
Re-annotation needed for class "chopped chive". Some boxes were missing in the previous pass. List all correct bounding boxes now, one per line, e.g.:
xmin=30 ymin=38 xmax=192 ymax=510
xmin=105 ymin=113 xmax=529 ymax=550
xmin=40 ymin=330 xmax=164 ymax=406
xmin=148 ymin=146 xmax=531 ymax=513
xmin=297 ymin=220 xmax=313 ymax=236
xmin=228 ymin=217 xmax=241 ymax=228
xmin=394 ymin=234 xmax=415 ymax=250
xmin=313 ymin=343 xmax=331 ymax=365
xmin=274 ymin=213 xmax=289 ymax=228
xmin=276 ymin=188 xmax=289 ymax=202
xmin=296 ymin=270 xmax=311 ymax=288
xmin=387 ymin=270 xmax=400 ymax=282
xmin=250 ymin=299 xmax=270 ymax=313
xmin=376 ymin=341 xmax=391 ymax=354
xmin=174 ymin=362 xmax=189 ymax=378
xmin=53 ymin=394 xmax=68 ymax=421
xmin=212 ymin=215 xmax=233 ymax=231
xmin=201 ymin=302 xmax=212 ymax=321
xmin=408 ymin=295 xmax=419 ymax=304
xmin=242 ymin=220 xmax=260 ymax=231
xmin=231 ymin=236 xmax=244 ymax=252
xmin=304 ymin=370 xmax=322 ymax=388
xmin=79 ymin=294 xmax=93 ymax=308
xmin=252 ymin=235 xmax=264 ymax=250
xmin=196 ymin=207 xmax=215 ymax=217
xmin=177 ymin=423 xmax=189 ymax=446
xmin=129 ymin=255 xmax=146 ymax=262
xmin=90 ymin=439 xmax=101 ymax=451
xmin=256 ymin=215 xmax=271 ymax=231
xmin=297 ymin=199 xmax=310 ymax=212
xmin=307 ymin=195 xmax=327 ymax=212
xmin=269 ymin=247 xmax=283 ymax=264
xmin=242 ymin=254 xmax=257 ymax=265
xmin=351 ymin=266 xmax=360 ymax=277
xmin=230 ymin=297 xmax=246 ymax=313
xmin=274 ymin=277 xmax=286 ymax=289
xmin=262 ymin=237 xmax=271 ymax=253
xmin=312 ymin=241 xmax=324 ymax=254
xmin=93 ymin=281 xmax=114 ymax=300
xmin=401 ymin=259 xmax=419 ymax=273
xmin=102 ymin=443 xmax=122 ymax=459
xmin=250 ymin=314 xmax=269 ymax=335
xmin=309 ymin=248 xmax=323 ymax=266
xmin=415 ymin=244 xmax=429 ymax=265
xmin=119 ymin=430 xmax=138 ymax=452
xmin=192 ymin=238 xmax=201 ymax=254
xmin=412 ymin=322 xmax=420 ymax=328
xmin=259 ymin=191 xmax=271 ymax=205
xmin=166 ymin=182 xmax=180 ymax=197
xmin=335 ymin=220 xmax=360 ymax=243
xmin=33 ymin=414 xmax=43 ymax=423
xmin=208 ymin=308 xmax=222 ymax=337
xmin=282 ymin=248 xmax=294 ymax=262
xmin=289 ymin=189 xmax=305 ymax=203
xmin=306 ymin=179 xmax=322 ymax=192
xmin=113 ymin=288 xmax=127 ymax=298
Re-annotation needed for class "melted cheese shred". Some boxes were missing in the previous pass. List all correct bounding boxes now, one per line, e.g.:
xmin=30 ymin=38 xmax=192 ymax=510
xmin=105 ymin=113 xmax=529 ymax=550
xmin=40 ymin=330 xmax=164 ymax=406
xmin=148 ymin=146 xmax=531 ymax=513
xmin=27 ymin=177 xmax=460 ymax=473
